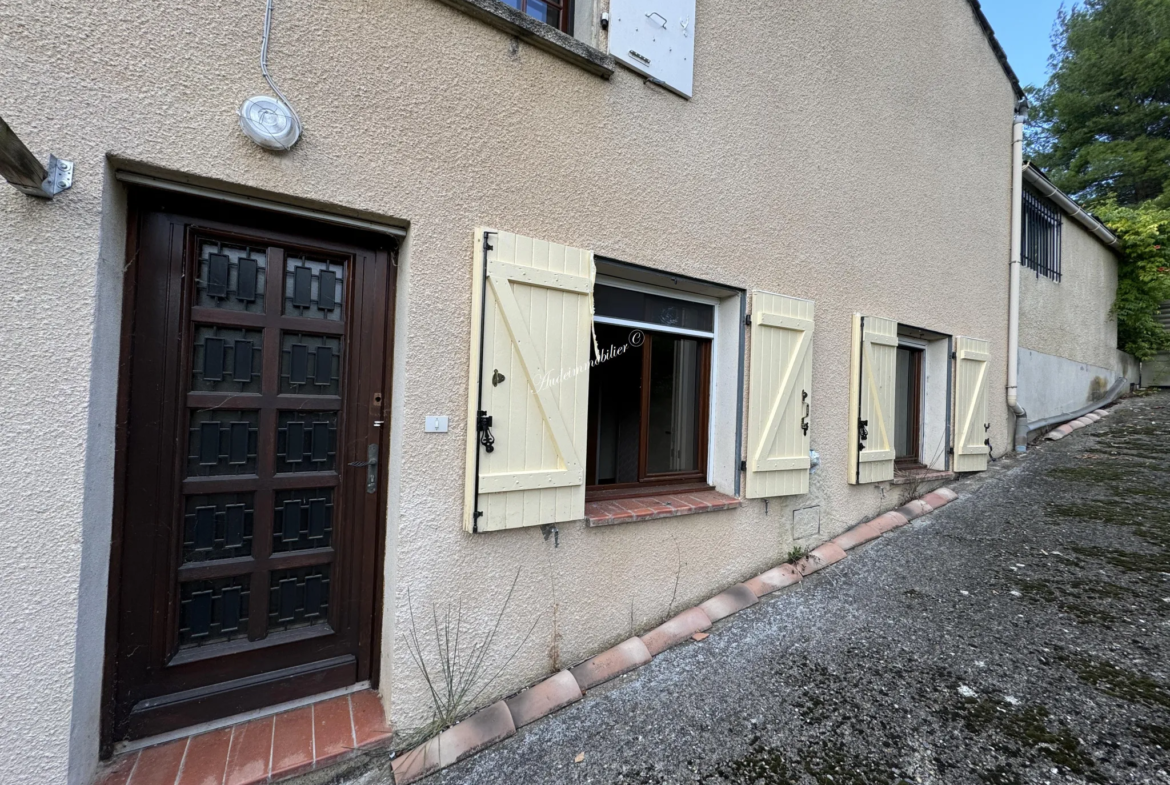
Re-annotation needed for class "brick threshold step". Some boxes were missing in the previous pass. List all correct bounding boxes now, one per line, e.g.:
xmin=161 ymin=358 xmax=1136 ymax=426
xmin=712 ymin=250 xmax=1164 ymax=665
xmin=96 ymin=689 xmax=392 ymax=785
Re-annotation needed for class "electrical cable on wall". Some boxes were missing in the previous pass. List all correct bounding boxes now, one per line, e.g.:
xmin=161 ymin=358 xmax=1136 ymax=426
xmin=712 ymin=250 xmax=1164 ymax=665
xmin=238 ymin=0 xmax=302 ymax=150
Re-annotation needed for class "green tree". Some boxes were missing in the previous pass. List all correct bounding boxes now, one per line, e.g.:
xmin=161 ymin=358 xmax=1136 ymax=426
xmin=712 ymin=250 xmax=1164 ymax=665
xmin=1027 ymin=0 xmax=1170 ymax=207
xmin=1097 ymin=200 xmax=1170 ymax=359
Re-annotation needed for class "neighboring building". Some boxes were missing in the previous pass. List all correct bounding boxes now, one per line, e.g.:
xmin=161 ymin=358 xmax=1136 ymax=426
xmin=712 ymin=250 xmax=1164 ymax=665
xmin=1016 ymin=164 xmax=1138 ymax=422
xmin=2 ymin=1 xmax=1055 ymax=783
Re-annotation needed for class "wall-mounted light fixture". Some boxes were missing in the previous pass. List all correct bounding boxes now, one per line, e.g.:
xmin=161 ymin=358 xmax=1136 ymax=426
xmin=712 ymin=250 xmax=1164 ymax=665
xmin=239 ymin=0 xmax=302 ymax=151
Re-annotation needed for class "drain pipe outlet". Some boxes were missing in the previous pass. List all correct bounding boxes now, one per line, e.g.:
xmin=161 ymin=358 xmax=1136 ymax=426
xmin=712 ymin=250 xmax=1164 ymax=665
xmin=1007 ymin=106 xmax=1028 ymax=451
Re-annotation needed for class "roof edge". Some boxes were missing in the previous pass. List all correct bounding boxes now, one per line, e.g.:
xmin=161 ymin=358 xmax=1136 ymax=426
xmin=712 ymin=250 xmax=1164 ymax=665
xmin=1023 ymin=163 xmax=1120 ymax=249
xmin=964 ymin=0 xmax=1027 ymax=102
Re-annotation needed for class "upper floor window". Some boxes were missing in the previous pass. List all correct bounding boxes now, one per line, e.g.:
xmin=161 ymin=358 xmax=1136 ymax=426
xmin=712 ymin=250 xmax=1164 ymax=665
xmin=1023 ymin=188 xmax=1062 ymax=282
xmin=502 ymin=0 xmax=571 ymax=33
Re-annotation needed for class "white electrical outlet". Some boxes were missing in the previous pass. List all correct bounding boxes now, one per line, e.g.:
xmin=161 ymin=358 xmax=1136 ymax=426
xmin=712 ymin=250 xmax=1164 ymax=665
xmin=425 ymin=416 xmax=449 ymax=433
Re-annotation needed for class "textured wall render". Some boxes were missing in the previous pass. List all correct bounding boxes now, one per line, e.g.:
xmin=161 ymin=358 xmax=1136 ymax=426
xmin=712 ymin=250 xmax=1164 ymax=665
xmin=0 ymin=0 xmax=1016 ymax=780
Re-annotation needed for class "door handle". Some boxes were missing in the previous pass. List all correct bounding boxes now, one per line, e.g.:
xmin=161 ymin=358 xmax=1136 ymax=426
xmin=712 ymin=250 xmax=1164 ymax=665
xmin=349 ymin=443 xmax=379 ymax=494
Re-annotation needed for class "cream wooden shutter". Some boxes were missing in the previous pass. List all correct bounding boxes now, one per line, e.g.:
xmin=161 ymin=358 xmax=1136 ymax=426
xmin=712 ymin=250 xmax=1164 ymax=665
xmin=847 ymin=314 xmax=897 ymax=484
xmin=953 ymin=336 xmax=991 ymax=472
xmin=745 ymin=292 xmax=814 ymax=499
xmin=463 ymin=229 xmax=593 ymax=532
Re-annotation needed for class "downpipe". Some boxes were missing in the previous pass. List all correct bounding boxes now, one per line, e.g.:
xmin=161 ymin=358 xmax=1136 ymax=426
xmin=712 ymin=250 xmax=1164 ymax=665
xmin=1007 ymin=105 xmax=1029 ymax=451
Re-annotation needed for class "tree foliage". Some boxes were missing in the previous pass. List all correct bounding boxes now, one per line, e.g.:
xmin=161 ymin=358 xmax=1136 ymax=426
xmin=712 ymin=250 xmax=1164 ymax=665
xmin=1027 ymin=0 xmax=1170 ymax=208
xmin=1097 ymin=200 xmax=1170 ymax=360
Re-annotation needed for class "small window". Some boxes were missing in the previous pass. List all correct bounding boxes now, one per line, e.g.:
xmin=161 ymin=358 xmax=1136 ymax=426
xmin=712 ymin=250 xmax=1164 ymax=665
xmin=500 ymin=0 xmax=571 ymax=33
xmin=893 ymin=345 xmax=924 ymax=466
xmin=1023 ymin=188 xmax=1062 ymax=281
xmin=586 ymin=284 xmax=714 ymax=495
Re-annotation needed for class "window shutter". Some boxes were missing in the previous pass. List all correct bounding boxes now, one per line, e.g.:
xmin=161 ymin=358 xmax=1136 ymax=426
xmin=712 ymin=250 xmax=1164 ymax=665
xmin=464 ymin=229 xmax=593 ymax=532
xmin=745 ymin=291 xmax=814 ymax=499
xmin=848 ymin=314 xmax=897 ymax=484
xmin=953 ymin=336 xmax=991 ymax=472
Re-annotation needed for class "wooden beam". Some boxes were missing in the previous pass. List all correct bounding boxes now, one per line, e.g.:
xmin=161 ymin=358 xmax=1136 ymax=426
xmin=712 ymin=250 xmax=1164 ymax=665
xmin=0 ymin=115 xmax=49 ymax=196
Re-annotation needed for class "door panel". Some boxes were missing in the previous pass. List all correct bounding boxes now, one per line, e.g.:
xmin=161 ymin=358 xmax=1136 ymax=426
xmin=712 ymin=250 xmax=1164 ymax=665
xmin=107 ymin=190 xmax=394 ymax=744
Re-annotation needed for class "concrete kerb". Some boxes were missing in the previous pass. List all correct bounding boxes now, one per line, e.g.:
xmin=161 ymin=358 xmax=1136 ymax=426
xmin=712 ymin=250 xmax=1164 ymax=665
xmin=389 ymin=487 xmax=960 ymax=783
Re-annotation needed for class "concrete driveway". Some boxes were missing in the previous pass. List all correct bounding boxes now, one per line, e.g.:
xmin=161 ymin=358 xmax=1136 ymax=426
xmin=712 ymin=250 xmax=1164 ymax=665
xmin=331 ymin=392 xmax=1170 ymax=785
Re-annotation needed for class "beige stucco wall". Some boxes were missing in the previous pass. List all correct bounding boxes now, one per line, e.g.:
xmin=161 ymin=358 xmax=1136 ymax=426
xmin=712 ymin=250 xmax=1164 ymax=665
xmin=1019 ymin=212 xmax=1120 ymax=371
xmin=0 ymin=0 xmax=1018 ymax=781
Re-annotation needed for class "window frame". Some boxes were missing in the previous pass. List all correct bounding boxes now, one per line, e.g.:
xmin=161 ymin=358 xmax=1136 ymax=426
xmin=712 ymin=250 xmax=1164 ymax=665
xmin=893 ymin=340 xmax=925 ymax=466
xmin=504 ymin=0 xmax=573 ymax=35
xmin=585 ymin=277 xmax=720 ymax=498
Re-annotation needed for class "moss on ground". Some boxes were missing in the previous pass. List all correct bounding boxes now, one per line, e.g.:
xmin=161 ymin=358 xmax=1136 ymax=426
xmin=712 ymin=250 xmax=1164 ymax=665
xmin=939 ymin=695 xmax=1104 ymax=782
xmin=1057 ymin=652 xmax=1170 ymax=710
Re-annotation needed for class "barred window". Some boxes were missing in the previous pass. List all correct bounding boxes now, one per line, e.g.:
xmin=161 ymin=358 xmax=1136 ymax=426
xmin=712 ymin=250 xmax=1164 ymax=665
xmin=1022 ymin=189 xmax=1062 ymax=281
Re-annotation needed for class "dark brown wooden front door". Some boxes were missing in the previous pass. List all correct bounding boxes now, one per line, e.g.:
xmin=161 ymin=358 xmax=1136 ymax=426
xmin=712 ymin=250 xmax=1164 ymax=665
xmin=105 ymin=189 xmax=395 ymax=746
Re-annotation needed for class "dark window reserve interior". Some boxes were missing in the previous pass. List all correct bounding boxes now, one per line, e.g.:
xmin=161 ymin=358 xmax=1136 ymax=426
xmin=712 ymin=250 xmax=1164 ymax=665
xmin=894 ymin=345 xmax=924 ymax=467
xmin=586 ymin=285 xmax=713 ymax=498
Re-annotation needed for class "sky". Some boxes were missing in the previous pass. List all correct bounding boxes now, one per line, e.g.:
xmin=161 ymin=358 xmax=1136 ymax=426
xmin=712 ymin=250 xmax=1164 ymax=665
xmin=977 ymin=0 xmax=1067 ymax=90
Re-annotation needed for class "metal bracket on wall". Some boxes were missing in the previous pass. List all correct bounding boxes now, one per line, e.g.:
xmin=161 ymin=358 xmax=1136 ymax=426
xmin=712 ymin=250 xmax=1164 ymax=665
xmin=0 ymin=116 xmax=72 ymax=199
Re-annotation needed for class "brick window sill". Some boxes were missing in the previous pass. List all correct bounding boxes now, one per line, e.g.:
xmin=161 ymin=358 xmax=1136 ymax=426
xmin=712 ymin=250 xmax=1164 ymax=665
xmin=433 ymin=0 xmax=614 ymax=78
xmin=585 ymin=491 xmax=742 ymax=527
xmin=891 ymin=468 xmax=956 ymax=486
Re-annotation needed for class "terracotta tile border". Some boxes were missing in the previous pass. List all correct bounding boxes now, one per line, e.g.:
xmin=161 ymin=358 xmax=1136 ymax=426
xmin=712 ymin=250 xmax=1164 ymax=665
xmin=94 ymin=690 xmax=393 ymax=785
xmin=390 ymin=487 xmax=962 ymax=784
xmin=1045 ymin=408 xmax=1109 ymax=441
xmin=585 ymin=491 xmax=741 ymax=527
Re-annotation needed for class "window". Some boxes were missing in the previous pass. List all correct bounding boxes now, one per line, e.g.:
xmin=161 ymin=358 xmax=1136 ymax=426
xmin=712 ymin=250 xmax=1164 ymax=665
xmin=501 ymin=0 xmax=571 ymax=33
xmin=1023 ymin=188 xmax=1062 ymax=281
xmin=586 ymin=283 xmax=714 ymax=495
xmin=893 ymin=344 xmax=924 ymax=465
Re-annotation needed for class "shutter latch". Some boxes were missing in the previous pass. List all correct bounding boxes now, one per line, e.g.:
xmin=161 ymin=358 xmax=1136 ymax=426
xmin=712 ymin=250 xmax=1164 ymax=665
xmin=801 ymin=390 xmax=810 ymax=436
xmin=858 ymin=419 xmax=869 ymax=451
xmin=477 ymin=410 xmax=495 ymax=453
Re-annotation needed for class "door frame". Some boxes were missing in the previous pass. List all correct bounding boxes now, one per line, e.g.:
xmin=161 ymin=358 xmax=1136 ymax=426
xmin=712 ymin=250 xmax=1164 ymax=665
xmin=100 ymin=186 xmax=398 ymax=756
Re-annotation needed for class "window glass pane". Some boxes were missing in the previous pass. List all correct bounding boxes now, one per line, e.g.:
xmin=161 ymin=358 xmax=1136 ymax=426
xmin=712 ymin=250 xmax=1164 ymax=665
xmin=894 ymin=347 xmax=920 ymax=460
xmin=594 ymin=285 xmax=645 ymax=322
xmin=524 ymin=0 xmax=560 ymax=26
xmin=588 ymin=323 xmax=643 ymax=484
xmin=594 ymin=285 xmax=714 ymax=333
xmin=646 ymin=334 xmax=702 ymax=474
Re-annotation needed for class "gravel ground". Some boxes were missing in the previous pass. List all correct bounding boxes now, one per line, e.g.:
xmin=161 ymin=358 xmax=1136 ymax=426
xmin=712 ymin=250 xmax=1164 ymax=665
xmin=326 ymin=391 xmax=1170 ymax=785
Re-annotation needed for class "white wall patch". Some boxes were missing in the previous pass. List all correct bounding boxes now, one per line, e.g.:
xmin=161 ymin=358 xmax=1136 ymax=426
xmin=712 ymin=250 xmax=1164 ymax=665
xmin=607 ymin=0 xmax=696 ymax=98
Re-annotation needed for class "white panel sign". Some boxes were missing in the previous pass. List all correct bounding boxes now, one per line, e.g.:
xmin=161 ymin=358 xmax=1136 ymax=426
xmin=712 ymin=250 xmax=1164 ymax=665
xmin=608 ymin=0 xmax=696 ymax=98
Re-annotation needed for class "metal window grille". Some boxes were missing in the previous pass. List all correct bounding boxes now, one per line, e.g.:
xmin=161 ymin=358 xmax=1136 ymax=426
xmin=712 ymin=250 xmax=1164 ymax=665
xmin=1022 ymin=188 xmax=1062 ymax=282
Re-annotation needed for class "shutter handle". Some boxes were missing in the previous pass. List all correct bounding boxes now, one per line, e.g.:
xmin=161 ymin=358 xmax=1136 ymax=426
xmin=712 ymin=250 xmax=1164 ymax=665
xmin=477 ymin=410 xmax=495 ymax=453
